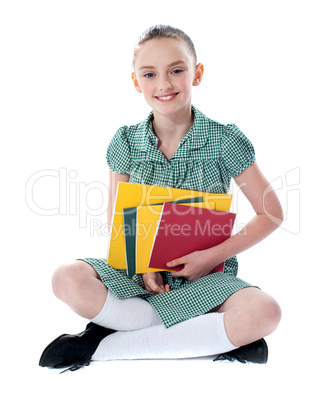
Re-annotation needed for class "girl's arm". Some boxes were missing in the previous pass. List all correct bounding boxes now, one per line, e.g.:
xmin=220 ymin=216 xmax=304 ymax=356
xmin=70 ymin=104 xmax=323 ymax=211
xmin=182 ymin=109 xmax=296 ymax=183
xmin=107 ymin=169 xmax=130 ymax=227
xmin=169 ymin=162 xmax=284 ymax=281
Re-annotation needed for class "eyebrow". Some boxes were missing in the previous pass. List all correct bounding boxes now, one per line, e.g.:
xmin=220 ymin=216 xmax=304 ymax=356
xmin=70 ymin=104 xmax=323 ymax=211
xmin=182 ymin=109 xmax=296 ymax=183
xmin=138 ymin=60 xmax=187 ymax=70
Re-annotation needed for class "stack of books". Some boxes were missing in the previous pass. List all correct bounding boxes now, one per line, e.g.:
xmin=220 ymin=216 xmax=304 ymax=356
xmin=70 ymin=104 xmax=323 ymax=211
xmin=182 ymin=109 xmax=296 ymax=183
xmin=107 ymin=182 xmax=236 ymax=276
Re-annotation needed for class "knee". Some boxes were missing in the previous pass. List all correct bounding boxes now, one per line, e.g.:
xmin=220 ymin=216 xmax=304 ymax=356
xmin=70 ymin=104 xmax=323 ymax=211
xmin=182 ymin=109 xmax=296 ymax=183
xmin=51 ymin=262 xmax=84 ymax=301
xmin=52 ymin=264 xmax=71 ymax=300
xmin=258 ymin=296 xmax=282 ymax=335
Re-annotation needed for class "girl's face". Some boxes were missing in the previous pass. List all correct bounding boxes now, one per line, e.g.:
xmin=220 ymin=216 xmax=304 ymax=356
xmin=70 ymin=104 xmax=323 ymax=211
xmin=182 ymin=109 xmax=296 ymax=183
xmin=132 ymin=38 xmax=203 ymax=118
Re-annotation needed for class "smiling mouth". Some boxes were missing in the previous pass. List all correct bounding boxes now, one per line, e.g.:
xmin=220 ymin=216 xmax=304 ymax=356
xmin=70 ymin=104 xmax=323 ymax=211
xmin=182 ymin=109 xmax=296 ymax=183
xmin=155 ymin=93 xmax=179 ymax=101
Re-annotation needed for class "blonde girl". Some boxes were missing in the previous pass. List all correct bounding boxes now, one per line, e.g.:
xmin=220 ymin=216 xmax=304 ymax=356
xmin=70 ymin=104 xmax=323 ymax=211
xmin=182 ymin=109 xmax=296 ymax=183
xmin=40 ymin=25 xmax=282 ymax=371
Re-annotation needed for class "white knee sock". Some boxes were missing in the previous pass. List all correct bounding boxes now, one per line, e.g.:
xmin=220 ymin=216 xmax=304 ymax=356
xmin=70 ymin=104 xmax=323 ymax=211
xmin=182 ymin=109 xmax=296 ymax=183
xmin=92 ymin=312 xmax=237 ymax=361
xmin=91 ymin=290 xmax=162 ymax=331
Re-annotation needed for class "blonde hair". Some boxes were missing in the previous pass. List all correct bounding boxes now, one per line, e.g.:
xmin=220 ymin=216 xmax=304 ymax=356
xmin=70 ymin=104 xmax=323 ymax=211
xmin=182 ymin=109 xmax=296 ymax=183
xmin=133 ymin=24 xmax=197 ymax=67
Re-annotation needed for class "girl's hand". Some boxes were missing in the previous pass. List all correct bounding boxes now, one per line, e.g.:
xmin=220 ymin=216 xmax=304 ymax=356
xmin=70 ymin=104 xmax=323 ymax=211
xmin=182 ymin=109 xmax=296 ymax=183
xmin=142 ymin=272 xmax=171 ymax=295
xmin=167 ymin=250 xmax=218 ymax=281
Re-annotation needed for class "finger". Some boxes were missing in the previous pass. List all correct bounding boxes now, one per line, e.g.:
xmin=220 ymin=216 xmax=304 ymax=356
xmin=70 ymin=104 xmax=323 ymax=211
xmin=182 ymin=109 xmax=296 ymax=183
xmin=171 ymin=268 xmax=186 ymax=278
xmin=166 ymin=258 xmax=184 ymax=268
xmin=144 ymin=281 xmax=158 ymax=294
xmin=148 ymin=280 xmax=165 ymax=294
xmin=144 ymin=285 xmax=154 ymax=294
xmin=145 ymin=286 xmax=160 ymax=296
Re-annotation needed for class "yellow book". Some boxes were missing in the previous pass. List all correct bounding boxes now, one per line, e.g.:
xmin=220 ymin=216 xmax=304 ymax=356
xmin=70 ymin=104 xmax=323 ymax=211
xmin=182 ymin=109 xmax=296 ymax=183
xmin=107 ymin=182 xmax=232 ymax=270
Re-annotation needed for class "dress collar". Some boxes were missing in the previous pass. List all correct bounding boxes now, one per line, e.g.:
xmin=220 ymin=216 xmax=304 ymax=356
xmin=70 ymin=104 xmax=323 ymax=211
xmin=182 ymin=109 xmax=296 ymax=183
xmin=139 ymin=105 xmax=209 ymax=154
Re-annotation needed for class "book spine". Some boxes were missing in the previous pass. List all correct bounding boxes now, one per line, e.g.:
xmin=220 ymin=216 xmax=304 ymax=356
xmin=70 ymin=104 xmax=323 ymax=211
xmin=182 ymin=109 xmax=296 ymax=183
xmin=123 ymin=207 xmax=137 ymax=276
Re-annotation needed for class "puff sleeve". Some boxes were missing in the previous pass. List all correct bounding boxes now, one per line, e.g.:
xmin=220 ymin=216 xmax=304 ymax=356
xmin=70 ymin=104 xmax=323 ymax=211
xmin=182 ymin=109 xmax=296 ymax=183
xmin=106 ymin=126 xmax=131 ymax=175
xmin=221 ymin=124 xmax=256 ymax=178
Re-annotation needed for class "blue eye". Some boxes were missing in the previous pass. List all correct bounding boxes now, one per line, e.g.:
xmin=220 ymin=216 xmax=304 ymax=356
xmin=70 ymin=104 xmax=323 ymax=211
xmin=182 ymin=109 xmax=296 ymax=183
xmin=144 ymin=73 xmax=155 ymax=78
xmin=172 ymin=69 xmax=183 ymax=74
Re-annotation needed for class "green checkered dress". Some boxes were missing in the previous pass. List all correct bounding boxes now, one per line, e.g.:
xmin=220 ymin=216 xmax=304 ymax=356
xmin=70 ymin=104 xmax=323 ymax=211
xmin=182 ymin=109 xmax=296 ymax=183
xmin=80 ymin=106 xmax=256 ymax=328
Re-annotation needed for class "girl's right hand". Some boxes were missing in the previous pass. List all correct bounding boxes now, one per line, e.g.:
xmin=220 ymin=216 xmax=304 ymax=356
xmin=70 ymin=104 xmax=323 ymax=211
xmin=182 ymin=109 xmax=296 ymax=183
xmin=142 ymin=272 xmax=171 ymax=295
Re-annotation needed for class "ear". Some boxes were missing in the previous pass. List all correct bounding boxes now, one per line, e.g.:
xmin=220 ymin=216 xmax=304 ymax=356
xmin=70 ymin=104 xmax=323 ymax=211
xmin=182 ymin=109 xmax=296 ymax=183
xmin=193 ymin=63 xmax=204 ymax=87
xmin=131 ymin=72 xmax=142 ymax=93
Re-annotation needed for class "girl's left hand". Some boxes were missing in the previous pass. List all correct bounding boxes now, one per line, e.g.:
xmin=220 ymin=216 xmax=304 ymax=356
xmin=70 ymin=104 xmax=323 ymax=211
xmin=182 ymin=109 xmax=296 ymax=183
xmin=142 ymin=272 xmax=171 ymax=295
xmin=166 ymin=250 xmax=218 ymax=281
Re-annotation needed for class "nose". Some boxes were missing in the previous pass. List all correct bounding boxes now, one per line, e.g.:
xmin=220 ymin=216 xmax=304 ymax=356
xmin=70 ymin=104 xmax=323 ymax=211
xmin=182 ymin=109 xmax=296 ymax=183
xmin=158 ymin=74 xmax=172 ymax=92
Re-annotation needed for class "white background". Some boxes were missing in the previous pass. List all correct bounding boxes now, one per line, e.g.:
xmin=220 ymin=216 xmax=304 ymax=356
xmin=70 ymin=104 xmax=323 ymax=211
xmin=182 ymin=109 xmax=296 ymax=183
xmin=1 ymin=0 xmax=324 ymax=400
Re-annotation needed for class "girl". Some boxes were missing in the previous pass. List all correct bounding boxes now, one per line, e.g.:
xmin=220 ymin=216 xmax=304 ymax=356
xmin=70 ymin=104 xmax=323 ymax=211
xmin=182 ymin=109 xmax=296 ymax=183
xmin=39 ymin=25 xmax=282 ymax=371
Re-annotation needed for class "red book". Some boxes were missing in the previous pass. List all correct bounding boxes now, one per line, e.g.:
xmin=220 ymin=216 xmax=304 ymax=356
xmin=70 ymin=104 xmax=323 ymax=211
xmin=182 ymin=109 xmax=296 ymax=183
xmin=148 ymin=203 xmax=236 ymax=273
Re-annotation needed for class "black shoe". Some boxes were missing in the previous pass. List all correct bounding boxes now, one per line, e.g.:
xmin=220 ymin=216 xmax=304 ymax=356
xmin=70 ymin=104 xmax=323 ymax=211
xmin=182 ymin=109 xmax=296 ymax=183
xmin=213 ymin=338 xmax=268 ymax=364
xmin=39 ymin=322 xmax=115 ymax=372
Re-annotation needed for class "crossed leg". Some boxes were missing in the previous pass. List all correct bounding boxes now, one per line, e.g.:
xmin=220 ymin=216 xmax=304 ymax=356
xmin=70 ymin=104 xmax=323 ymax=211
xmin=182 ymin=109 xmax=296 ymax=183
xmin=52 ymin=260 xmax=108 ymax=319
xmin=210 ymin=287 xmax=282 ymax=346
xmin=52 ymin=260 xmax=281 ymax=349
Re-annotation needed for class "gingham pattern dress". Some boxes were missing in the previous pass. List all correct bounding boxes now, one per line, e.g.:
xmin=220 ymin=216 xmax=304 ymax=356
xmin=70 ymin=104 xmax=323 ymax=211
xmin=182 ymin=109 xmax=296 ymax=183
xmin=80 ymin=106 xmax=256 ymax=328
